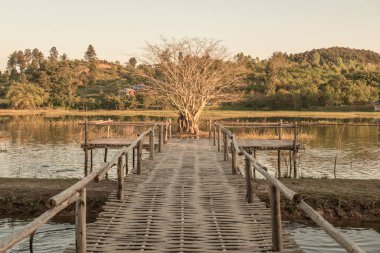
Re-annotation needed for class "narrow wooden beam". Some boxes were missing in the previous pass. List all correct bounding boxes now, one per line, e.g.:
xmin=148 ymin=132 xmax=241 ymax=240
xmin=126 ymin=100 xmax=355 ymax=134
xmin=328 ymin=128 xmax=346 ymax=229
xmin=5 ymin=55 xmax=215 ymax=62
xmin=269 ymin=184 xmax=283 ymax=252
xmin=278 ymin=119 xmax=282 ymax=178
xmin=117 ymin=156 xmax=124 ymax=200
xmin=208 ymin=119 xmax=212 ymax=139
xmin=90 ymin=149 xmax=93 ymax=172
xmin=75 ymin=188 xmax=87 ymax=253
xmin=224 ymin=133 xmax=229 ymax=161
xmin=137 ymin=139 xmax=143 ymax=175
xmin=245 ymin=157 xmax=253 ymax=203
xmin=149 ymin=130 xmax=154 ymax=160
xmin=125 ymin=152 xmax=129 ymax=175
xmin=84 ymin=120 xmax=88 ymax=176
xmin=293 ymin=122 xmax=298 ymax=178
xmin=231 ymin=140 xmax=237 ymax=174
xmin=158 ymin=125 xmax=163 ymax=152
xmin=213 ymin=122 xmax=216 ymax=146
xmin=132 ymin=148 xmax=135 ymax=169
xmin=217 ymin=125 xmax=221 ymax=151
xmin=104 ymin=148 xmax=108 ymax=180
xmin=168 ymin=119 xmax=172 ymax=139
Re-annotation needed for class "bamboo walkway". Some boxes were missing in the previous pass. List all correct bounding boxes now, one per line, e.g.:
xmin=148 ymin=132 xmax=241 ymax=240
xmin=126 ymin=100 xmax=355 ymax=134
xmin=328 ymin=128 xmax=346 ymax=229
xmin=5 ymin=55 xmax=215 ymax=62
xmin=66 ymin=139 xmax=301 ymax=252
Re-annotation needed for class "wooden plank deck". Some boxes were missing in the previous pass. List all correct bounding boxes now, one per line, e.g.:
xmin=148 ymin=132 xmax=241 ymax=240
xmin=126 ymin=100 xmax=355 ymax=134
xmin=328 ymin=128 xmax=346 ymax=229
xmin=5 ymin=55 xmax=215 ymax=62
xmin=66 ymin=139 xmax=301 ymax=252
xmin=237 ymin=139 xmax=301 ymax=151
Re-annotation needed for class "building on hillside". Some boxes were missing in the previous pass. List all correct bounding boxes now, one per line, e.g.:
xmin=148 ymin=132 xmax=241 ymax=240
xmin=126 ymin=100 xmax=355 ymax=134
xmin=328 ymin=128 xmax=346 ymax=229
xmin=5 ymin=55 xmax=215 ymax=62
xmin=133 ymin=83 xmax=149 ymax=92
xmin=118 ymin=88 xmax=136 ymax=98
xmin=373 ymin=100 xmax=380 ymax=111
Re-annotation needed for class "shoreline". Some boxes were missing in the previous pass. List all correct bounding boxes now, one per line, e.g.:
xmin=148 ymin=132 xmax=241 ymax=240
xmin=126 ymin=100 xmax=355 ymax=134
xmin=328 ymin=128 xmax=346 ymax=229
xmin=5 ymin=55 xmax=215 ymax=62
xmin=0 ymin=178 xmax=379 ymax=231
xmin=0 ymin=109 xmax=380 ymax=119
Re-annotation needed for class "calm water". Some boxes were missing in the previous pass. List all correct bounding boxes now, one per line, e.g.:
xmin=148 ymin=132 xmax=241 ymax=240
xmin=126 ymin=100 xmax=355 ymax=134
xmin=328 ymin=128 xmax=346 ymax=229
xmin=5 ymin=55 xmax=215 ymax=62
xmin=1 ymin=219 xmax=378 ymax=253
xmin=0 ymin=115 xmax=378 ymax=179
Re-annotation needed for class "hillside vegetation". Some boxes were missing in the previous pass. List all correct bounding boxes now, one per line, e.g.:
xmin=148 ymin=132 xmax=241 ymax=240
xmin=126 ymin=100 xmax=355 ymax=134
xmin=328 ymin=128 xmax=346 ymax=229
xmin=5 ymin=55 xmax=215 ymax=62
xmin=0 ymin=46 xmax=379 ymax=110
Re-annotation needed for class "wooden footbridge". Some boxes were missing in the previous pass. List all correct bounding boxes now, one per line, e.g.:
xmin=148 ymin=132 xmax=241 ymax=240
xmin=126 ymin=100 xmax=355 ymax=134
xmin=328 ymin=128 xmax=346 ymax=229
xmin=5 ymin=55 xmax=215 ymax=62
xmin=0 ymin=121 xmax=365 ymax=253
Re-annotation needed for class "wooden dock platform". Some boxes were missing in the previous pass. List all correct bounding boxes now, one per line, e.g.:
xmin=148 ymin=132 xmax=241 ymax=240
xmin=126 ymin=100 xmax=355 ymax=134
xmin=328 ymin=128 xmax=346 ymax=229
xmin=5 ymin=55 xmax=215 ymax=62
xmin=82 ymin=138 xmax=159 ymax=149
xmin=237 ymin=139 xmax=301 ymax=151
xmin=65 ymin=139 xmax=301 ymax=252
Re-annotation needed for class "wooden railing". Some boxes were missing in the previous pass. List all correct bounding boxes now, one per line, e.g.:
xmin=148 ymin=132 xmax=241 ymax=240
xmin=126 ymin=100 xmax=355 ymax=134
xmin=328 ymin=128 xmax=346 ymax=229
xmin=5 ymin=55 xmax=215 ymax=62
xmin=0 ymin=124 xmax=166 ymax=253
xmin=213 ymin=122 xmax=365 ymax=253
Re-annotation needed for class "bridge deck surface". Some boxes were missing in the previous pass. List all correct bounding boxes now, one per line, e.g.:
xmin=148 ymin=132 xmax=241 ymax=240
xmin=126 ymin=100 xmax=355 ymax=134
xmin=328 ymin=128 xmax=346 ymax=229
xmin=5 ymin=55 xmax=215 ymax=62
xmin=67 ymin=139 xmax=301 ymax=252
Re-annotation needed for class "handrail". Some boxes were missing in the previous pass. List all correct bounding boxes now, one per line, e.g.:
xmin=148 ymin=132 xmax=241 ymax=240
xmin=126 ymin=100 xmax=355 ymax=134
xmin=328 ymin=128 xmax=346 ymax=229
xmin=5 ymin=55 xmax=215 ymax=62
xmin=213 ymin=122 xmax=365 ymax=253
xmin=0 ymin=122 xmax=167 ymax=253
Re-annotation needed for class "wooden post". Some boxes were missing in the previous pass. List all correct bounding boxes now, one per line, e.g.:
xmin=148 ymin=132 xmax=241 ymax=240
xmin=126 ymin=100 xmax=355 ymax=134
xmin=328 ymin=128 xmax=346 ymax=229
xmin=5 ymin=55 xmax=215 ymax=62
xmin=158 ymin=125 xmax=163 ymax=152
xmin=217 ymin=125 xmax=221 ymax=151
xmin=84 ymin=120 xmax=88 ymax=176
xmin=224 ymin=133 xmax=229 ymax=161
xmin=213 ymin=122 xmax=216 ymax=146
xmin=125 ymin=152 xmax=129 ymax=175
xmin=104 ymin=148 xmax=108 ymax=180
xmin=270 ymin=184 xmax=283 ymax=251
xmin=293 ymin=122 xmax=298 ymax=178
xmin=231 ymin=140 xmax=237 ymax=175
xmin=289 ymin=151 xmax=293 ymax=178
xmin=245 ymin=157 xmax=253 ymax=203
xmin=117 ymin=156 xmax=124 ymax=200
xmin=253 ymin=150 xmax=257 ymax=179
xmin=164 ymin=122 xmax=168 ymax=144
xmin=132 ymin=148 xmax=135 ymax=169
xmin=137 ymin=140 xmax=143 ymax=175
xmin=75 ymin=188 xmax=86 ymax=253
xmin=208 ymin=119 xmax=212 ymax=139
xmin=149 ymin=130 xmax=154 ymax=160
xmin=90 ymin=149 xmax=93 ymax=172
xmin=277 ymin=119 xmax=282 ymax=178
xmin=169 ymin=119 xmax=172 ymax=139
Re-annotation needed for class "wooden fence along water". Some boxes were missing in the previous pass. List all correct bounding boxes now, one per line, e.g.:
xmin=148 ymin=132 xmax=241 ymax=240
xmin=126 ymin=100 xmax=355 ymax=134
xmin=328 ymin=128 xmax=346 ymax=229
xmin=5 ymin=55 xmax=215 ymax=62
xmin=0 ymin=120 xmax=365 ymax=253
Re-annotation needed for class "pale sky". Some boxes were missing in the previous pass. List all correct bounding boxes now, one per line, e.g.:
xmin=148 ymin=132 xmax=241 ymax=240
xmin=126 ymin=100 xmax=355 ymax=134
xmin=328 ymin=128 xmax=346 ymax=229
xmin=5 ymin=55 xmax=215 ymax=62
xmin=0 ymin=0 xmax=379 ymax=71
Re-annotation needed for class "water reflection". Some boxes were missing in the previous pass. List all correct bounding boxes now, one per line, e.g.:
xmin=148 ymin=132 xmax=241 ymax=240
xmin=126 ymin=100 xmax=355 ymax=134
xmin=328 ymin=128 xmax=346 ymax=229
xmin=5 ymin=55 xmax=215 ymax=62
xmin=0 ymin=219 xmax=74 ymax=253
xmin=0 ymin=115 xmax=379 ymax=179
xmin=285 ymin=221 xmax=380 ymax=253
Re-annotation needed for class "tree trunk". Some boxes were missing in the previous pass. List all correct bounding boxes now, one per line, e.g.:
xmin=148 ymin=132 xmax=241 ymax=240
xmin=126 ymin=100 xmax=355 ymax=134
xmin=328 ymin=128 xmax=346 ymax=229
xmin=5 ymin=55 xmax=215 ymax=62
xmin=177 ymin=111 xmax=200 ymax=135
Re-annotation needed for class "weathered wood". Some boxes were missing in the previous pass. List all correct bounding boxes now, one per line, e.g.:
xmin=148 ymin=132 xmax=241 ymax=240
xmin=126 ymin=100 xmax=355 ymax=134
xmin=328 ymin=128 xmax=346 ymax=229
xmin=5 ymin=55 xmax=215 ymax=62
xmin=168 ymin=119 xmax=172 ymax=139
xmin=132 ymin=147 xmax=135 ymax=168
xmin=137 ymin=139 xmax=143 ymax=175
xmin=90 ymin=149 xmax=93 ymax=172
xmin=0 ymin=192 xmax=79 ymax=252
xmin=231 ymin=140 xmax=237 ymax=175
xmin=278 ymin=120 xmax=282 ymax=178
xmin=213 ymin=122 xmax=216 ymax=146
xmin=117 ymin=156 xmax=124 ymax=200
xmin=217 ymin=125 xmax=221 ymax=151
xmin=125 ymin=152 xmax=129 ymax=175
xmin=158 ymin=124 xmax=163 ymax=152
xmin=269 ymin=184 xmax=283 ymax=252
xmin=208 ymin=119 xmax=212 ymax=139
xmin=75 ymin=188 xmax=86 ymax=253
xmin=104 ymin=148 xmax=108 ymax=179
xmin=84 ymin=120 xmax=89 ymax=176
xmin=164 ymin=123 xmax=168 ymax=144
xmin=223 ymin=132 xmax=229 ymax=161
xmin=149 ymin=130 xmax=154 ymax=160
xmin=245 ymin=157 xmax=253 ymax=203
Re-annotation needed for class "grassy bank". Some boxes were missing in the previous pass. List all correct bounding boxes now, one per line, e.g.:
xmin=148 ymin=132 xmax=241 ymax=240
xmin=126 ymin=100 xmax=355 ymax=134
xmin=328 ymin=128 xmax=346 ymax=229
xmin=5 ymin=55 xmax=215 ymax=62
xmin=255 ymin=178 xmax=380 ymax=229
xmin=1 ymin=178 xmax=379 ymax=229
xmin=1 ymin=109 xmax=380 ymax=119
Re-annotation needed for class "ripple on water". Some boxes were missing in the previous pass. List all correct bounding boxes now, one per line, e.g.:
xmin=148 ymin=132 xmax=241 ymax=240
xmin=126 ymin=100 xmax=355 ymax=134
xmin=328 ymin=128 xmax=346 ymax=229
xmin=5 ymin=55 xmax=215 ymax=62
xmin=285 ymin=222 xmax=380 ymax=253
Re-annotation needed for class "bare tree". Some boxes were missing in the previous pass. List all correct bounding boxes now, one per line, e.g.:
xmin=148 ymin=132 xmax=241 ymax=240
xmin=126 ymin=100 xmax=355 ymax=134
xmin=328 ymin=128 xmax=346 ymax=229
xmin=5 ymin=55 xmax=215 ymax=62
xmin=136 ymin=38 xmax=246 ymax=135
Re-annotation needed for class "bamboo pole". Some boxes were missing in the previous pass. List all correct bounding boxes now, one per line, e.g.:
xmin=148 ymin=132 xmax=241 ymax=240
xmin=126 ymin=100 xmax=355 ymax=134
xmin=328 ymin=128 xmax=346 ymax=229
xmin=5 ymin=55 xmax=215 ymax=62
xmin=84 ymin=120 xmax=88 ymax=176
xmin=245 ymin=157 xmax=253 ymax=203
xmin=158 ymin=125 xmax=163 ymax=152
xmin=224 ymin=132 xmax=229 ymax=161
xmin=169 ymin=119 xmax=172 ymax=139
xmin=75 ymin=188 xmax=87 ymax=253
xmin=231 ymin=140 xmax=237 ymax=174
xmin=149 ymin=130 xmax=154 ymax=160
xmin=269 ymin=184 xmax=283 ymax=252
xmin=117 ymin=156 xmax=124 ymax=200
xmin=208 ymin=119 xmax=212 ymax=139
xmin=217 ymin=125 xmax=221 ymax=151
xmin=137 ymin=139 xmax=143 ymax=175
xmin=213 ymin=122 xmax=216 ymax=146
xmin=104 ymin=148 xmax=108 ymax=180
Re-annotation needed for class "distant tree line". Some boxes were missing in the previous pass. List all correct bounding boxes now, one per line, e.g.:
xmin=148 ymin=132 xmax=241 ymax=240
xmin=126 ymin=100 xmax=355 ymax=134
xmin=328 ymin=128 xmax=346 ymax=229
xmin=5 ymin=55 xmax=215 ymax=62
xmin=0 ymin=45 xmax=379 ymax=110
